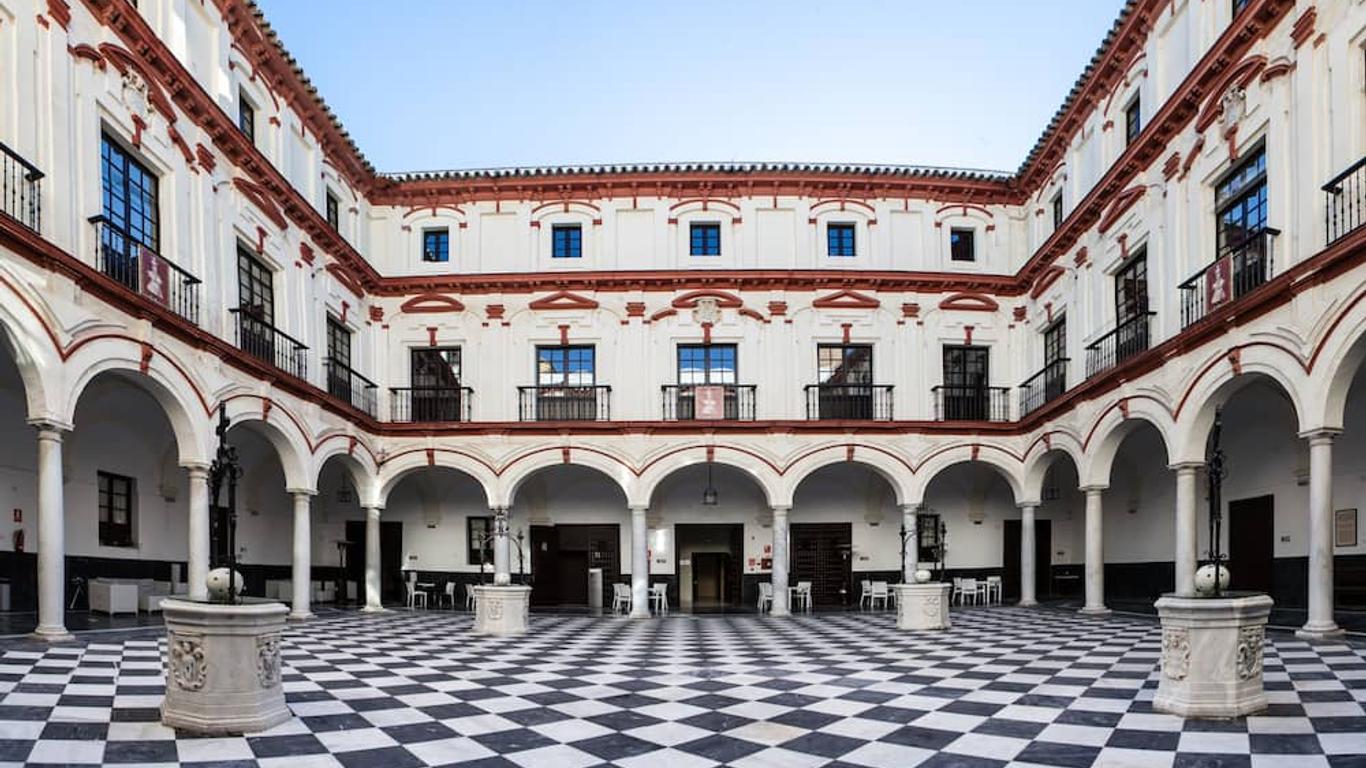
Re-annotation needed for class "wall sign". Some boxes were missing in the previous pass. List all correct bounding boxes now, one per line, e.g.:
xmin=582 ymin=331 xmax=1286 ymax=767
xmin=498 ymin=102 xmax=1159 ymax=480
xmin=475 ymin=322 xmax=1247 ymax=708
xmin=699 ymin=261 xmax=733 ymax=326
xmin=1335 ymin=508 xmax=1357 ymax=548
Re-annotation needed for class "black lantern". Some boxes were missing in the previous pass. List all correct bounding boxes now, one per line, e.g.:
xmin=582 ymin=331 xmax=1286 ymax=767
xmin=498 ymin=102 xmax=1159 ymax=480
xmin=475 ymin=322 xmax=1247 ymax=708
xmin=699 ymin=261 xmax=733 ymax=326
xmin=207 ymin=404 xmax=243 ymax=604
xmin=702 ymin=460 xmax=718 ymax=505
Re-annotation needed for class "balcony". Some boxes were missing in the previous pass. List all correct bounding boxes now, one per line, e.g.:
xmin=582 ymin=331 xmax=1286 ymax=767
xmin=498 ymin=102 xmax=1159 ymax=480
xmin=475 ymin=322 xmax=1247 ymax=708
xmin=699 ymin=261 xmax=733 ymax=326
xmin=1086 ymin=311 xmax=1155 ymax=378
xmin=804 ymin=384 xmax=893 ymax=421
xmin=323 ymin=358 xmax=377 ymax=417
xmin=0 ymin=142 xmax=41 ymax=232
xmin=390 ymin=386 xmax=472 ymax=423
xmin=229 ymin=308 xmax=308 ymax=379
xmin=90 ymin=216 xmax=202 ymax=325
xmin=1019 ymin=358 xmax=1069 ymax=417
xmin=518 ymin=385 xmax=611 ymax=421
xmin=933 ymin=385 xmax=1009 ymax=422
xmin=1324 ymin=156 xmax=1365 ymax=245
xmin=1178 ymin=227 xmax=1279 ymax=328
xmin=662 ymin=384 xmax=756 ymax=421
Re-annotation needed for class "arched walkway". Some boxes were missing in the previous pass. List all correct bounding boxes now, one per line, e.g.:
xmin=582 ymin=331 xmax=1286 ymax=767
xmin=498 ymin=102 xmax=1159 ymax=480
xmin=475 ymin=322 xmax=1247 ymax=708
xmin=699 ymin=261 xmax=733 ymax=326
xmin=377 ymin=465 xmax=493 ymax=610
xmin=790 ymin=463 xmax=903 ymax=609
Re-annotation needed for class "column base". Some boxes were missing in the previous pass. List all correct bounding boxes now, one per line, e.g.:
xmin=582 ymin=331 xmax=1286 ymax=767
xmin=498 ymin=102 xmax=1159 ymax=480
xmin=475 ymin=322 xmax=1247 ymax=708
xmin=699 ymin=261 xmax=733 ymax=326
xmin=359 ymin=605 xmax=389 ymax=614
xmin=1295 ymin=623 xmax=1345 ymax=642
xmin=1079 ymin=605 xmax=1112 ymax=616
xmin=287 ymin=611 xmax=314 ymax=622
xmin=29 ymin=625 xmax=74 ymax=643
xmin=1017 ymin=598 xmax=1038 ymax=608
xmin=628 ymin=609 xmax=651 ymax=619
xmin=769 ymin=606 xmax=791 ymax=617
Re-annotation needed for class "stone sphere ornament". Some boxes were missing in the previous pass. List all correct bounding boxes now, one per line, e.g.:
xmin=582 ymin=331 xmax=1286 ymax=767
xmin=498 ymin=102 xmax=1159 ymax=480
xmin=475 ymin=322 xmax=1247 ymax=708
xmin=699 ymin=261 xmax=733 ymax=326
xmin=206 ymin=568 xmax=244 ymax=601
xmin=1194 ymin=564 xmax=1231 ymax=596
xmin=914 ymin=569 xmax=933 ymax=584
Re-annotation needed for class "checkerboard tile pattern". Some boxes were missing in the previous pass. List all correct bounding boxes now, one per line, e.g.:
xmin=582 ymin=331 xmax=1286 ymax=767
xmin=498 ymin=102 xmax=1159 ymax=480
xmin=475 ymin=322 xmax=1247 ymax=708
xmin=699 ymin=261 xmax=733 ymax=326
xmin=0 ymin=607 xmax=1363 ymax=767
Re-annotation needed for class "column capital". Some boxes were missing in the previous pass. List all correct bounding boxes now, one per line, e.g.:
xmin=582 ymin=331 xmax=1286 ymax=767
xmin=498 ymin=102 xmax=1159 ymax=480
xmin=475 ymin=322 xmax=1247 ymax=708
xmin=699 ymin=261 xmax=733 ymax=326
xmin=1300 ymin=427 xmax=1342 ymax=443
xmin=287 ymin=488 xmax=318 ymax=499
xmin=899 ymin=503 xmax=924 ymax=515
xmin=1017 ymin=501 xmax=1040 ymax=511
xmin=28 ymin=418 xmax=71 ymax=437
xmin=1079 ymin=484 xmax=1108 ymax=495
xmin=1169 ymin=461 xmax=1203 ymax=473
xmin=364 ymin=505 xmax=383 ymax=517
xmin=770 ymin=504 xmax=791 ymax=515
xmin=628 ymin=504 xmax=649 ymax=514
xmin=182 ymin=462 xmax=211 ymax=478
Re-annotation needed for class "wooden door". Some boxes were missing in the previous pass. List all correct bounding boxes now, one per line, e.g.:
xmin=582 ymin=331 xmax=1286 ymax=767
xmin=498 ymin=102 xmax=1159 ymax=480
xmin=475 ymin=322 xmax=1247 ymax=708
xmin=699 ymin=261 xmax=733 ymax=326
xmin=1229 ymin=495 xmax=1274 ymax=594
xmin=791 ymin=523 xmax=853 ymax=606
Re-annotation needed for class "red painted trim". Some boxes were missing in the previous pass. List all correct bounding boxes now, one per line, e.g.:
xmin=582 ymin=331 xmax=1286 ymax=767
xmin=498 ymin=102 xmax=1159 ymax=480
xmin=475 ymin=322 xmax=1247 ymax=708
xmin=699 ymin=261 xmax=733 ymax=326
xmin=399 ymin=293 xmax=466 ymax=314
xmin=812 ymin=289 xmax=881 ymax=309
xmin=1096 ymin=186 xmax=1146 ymax=234
xmin=938 ymin=293 xmax=1000 ymax=312
xmin=528 ymin=290 xmax=599 ymax=311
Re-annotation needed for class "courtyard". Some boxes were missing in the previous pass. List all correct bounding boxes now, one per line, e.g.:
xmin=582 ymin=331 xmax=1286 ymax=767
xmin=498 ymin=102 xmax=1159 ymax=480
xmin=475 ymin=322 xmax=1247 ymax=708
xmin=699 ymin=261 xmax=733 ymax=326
xmin=0 ymin=607 xmax=1363 ymax=767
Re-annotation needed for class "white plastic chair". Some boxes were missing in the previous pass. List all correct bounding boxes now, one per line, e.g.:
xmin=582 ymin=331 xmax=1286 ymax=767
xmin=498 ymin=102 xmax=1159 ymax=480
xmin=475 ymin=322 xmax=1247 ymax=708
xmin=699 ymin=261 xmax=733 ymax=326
xmin=986 ymin=575 xmax=1002 ymax=604
xmin=443 ymin=582 xmax=456 ymax=608
xmin=406 ymin=581 xmax=427 ymax=610
xmin=859 ymin=580 xmax=873 ymax=609
xmin=612 ymin=583 xmax=632 ymax=615
xmin=951 ymin=577 xmax=964 ymax=605
xmin=465 ymin=583 xmax=477 ymax=611
xmin=870 ymin=581 xmax=890 ymax=610
xmin=960 ymin=577 xmax=979 ymax=606
xmin=793 ymin=581 xmax=813 ymax=612
xmin=650 ymin=583 xmax=669 ymax=615
xmin=758 ymin=582 xmax=774 ymax=613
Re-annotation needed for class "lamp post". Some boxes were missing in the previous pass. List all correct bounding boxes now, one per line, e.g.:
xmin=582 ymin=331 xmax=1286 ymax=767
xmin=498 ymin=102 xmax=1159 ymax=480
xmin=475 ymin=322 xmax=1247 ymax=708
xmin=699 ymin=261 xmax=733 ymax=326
xmin=1205 ymin=407 xmax=1227 ymax=596
xmin=207 ymin=404 xmax=242 ymax=604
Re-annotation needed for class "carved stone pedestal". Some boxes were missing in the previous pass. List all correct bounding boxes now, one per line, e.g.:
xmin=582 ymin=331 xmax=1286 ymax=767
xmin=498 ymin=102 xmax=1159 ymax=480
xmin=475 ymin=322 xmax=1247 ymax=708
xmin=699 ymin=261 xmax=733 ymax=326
xmin=892 ymin=582 xmax=952 ymax=631
xmin=160 ymin=598 xmax=291 ymax=734
xmin=1153 ymin=592 xmax=1273 ymax=719
xmin=473 ymin=585 xmax=532 ymax=636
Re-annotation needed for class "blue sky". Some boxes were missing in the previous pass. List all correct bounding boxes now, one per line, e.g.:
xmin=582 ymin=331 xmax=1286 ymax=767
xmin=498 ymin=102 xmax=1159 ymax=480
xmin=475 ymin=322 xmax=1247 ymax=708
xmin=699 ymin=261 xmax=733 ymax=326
xmin=254 ymin=1 xmax=1126 ymax=174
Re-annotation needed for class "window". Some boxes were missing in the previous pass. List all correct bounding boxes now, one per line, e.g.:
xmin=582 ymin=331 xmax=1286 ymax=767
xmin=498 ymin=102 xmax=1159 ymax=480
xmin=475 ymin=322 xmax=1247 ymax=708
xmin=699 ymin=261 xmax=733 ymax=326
xmin=827 ymin=223 xmax=856 ymax=257
xmin=942 ymin=345 xmax=991 ymax=420
xmin=1125 ymin=97 xmax=1141 ymax=146
xmin=422 ymin=229 xmax=449 ymax=262
xmin=237 ymin=245 xmax=274 ymax=325
xmin=238 ymin=89 xmax=255 ymax=144
xmin=1115 ymin=248 xmax=1149 ymax=322
xmin=325 ymin=190 xmax=340 ymax=231
xmin=410 ymin=347 xmax=463 ymax=421
xmin=98 ymin=471 xmax=135 ymax=547
xmin=537 ymin=345 xmax=595 ymax=386
xmin=467 ymin=516 xmax=494 ymax=565
xmin=1051 ymin=193 xmax=1064 ymax=231
xmin=1233 ymin=0 xmax=1252 ymax=15
xmin=950 ymin=228 xmax=976 ymax=262
xmin=677 ymin=344 xmax=737 ymax=385
xmin=552 ymin=224 xmax=582 ymax=258
xmin=917 ymin=513 xmax=942 ymax=564
xmin=1215 ymin=145 xmax=1268 ymax=256
xmin=1044 ymin=317 xmax=1067 ymax=400
xmin=99 ymin=133 xmax=160 ymax=290
xmin=818 ymin=344 xmax=872 ymax=385
xmin=326 ymin=317 xmax=350 ymax=369
xmin=815 ymin=344 xmax=874 ymax=419
xmin=689 ymin=222 xmax=721 ymax=256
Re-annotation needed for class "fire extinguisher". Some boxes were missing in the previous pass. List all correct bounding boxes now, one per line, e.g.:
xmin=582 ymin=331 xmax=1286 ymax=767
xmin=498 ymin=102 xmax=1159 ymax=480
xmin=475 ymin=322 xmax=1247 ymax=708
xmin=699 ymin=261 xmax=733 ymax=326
xmin=13 ymin=529 xmax=24 ymax=553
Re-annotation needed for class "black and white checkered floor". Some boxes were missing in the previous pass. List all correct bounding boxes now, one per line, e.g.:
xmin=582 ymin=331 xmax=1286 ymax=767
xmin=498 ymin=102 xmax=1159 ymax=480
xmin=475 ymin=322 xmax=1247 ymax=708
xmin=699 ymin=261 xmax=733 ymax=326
xmin=1 ymin=607 xmax=1364 ymax=767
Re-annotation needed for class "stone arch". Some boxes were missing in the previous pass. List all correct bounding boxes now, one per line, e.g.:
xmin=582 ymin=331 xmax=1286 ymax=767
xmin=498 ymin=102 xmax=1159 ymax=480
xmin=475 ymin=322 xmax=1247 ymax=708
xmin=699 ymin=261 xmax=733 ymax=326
xmin=1173 ymin=349 xmax=1307 ymax=465
xmin=494 ymin=447 xmax=635 ymax=509
xmin=1081 ymin=400 xmax=1176 ymax=487
xmin=636 ymin=446 xmax=780 ymax=509
xmin=0 ymin=282 xmax=59 ymax=422
xmin=313 ymin=441 xmax=380 ymax=509
xmin=776 ymin=444 xmax=912 ymax=508
xmin=1021 ymin=436 xmax=1085 ymax=504
xmin=220 ymin=398 xmax=312 ymax=492
xmin=375 ymin=449 xmax=497 ymax=509
xmin=1308 ymin=289 xmax=1366 ymax=431
xmin=909 ymin=444 xmax=1024 ymax=504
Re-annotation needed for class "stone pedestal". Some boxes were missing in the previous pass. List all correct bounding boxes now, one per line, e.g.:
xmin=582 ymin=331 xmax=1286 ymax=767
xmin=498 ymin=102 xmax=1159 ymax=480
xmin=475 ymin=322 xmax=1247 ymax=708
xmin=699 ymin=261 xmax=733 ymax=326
xmin=160 ymin=598 xmax=291 ymax=734
xmin=473 ymin=585 xmax=531 ymax=636
xmin=1153 ymin=592 xmax=1273 ymax=718
xmin=893 ymin=582 xmax=952 ymax=630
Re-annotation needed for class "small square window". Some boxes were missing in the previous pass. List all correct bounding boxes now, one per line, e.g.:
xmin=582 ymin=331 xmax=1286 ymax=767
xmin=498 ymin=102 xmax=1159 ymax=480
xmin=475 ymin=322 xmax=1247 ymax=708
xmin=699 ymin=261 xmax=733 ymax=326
xmin=422 ymin=229 xmax=449 ymax=262
xmin=827 ymin=223 xmax=856 ymax=257
xmin=690 ymin=223 xmax=721 ymax=256
xmin=552 ymin=224 xmax=582 ymax=258
xmin=238 ymin=90 xmax=255 ymax=144
xmin=950 ymin=228 xmax=976 ymax=262
xmin=325 ymin=191 xmax=340 ymax=231
xmin=1125 ymin=97 xmax=1141 ymax=147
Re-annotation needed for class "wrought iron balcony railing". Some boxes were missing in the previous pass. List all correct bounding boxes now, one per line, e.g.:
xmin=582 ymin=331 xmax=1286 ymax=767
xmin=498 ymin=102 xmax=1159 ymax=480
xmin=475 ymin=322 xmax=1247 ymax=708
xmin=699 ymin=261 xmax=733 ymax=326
xmin=1086 ymin=311 xmax=1155 ymax=378
xmin=90 ymin=216 xmax=202 ymax=325
xmin=0 ymin=142 xmax=41 ymax=232
xmin=390 ymin=386 xmax=472 ymax=423
xmin=804 ymin=383 xmax=893 ymax=421
xmin=323 ymin=358 xmax=377 ymax=417
xmin=933 ymin=385 xmax=1010 ymax=422
xmin=662 ymin=384 xmax=756 ymax=421
xmin=518 ymin=385 xmax=611 ymax=422
xmin=1324 ymin=156 xmax=1366 ymax=245
xmin=229 ymin=308 xmax=308 ymax=379
xmin=1019 ymin=358 xmax=1069 ymax=417
xmin=1178 ymin=227 xmax=1279 ymax=328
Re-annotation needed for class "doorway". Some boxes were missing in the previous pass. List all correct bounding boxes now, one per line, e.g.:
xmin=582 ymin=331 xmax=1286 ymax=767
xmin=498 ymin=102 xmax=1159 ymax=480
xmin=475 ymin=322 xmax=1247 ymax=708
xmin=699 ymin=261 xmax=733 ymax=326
xmin=1229 ymin=495 xmax=1274 ymax=594
xmin=345 ymin=519 xmax=402 ymax=606
xmin=529 ymin=524 xmax=619 ymax=608
xmin=1002 ymin=519 xmax=1053 ymax=601
xmin=791 ymin=523 xmax=853 ymax=607
xmin=676 ymin=523 xmax=743 ymax=612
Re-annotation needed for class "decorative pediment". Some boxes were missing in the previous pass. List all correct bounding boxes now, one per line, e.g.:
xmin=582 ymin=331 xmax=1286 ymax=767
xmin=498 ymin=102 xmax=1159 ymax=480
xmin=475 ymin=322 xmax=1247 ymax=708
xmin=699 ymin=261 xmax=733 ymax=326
xmin=938 ymin=293 xmax=1000 ymax=312
xmin=325 ymin=264 xmax=364 ymax=299
xmin=398 ymin=293 xmax=466 ymax=314
xmin=1029 ymin=266 xmax=1066 ymax=300
xmin=671 ymin=290 xmax=744 ymax=309
xmin=1096 ymin=186 xmax=1145 ymax=234
xmin=811 ymin=289 xmax=880 ymax=310
xmin=234 ymin=177 xmax=289 ymax=231
xmin=528 ymin=290 xmax=599 ymax=311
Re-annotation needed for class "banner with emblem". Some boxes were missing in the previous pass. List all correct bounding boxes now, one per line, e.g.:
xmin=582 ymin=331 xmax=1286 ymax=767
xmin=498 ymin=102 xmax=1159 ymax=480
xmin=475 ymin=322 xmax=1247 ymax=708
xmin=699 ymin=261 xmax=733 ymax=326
xmin=1204 ymin=255 xmax=1232 ymax=311
xmin=139 ymin=244 xmax=170 ymax=306
xmin=694 ymin=385 xmax=725 ymax=420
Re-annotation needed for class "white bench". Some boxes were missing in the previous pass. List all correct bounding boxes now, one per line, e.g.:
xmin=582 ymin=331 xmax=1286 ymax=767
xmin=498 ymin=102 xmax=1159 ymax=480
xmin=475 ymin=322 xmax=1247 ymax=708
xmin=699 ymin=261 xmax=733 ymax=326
xmin=88 ymin=580 xmax=138 ymax=616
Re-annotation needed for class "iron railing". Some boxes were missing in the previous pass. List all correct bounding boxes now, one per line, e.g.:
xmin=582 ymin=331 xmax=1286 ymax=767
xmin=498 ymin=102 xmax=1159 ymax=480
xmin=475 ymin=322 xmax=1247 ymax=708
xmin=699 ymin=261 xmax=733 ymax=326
xmin=661 ymin=384 xmax=756 ymax=421
xmin=1178 ymin=227 xmax=1279 ymax=328
xmin=518 ymin=385 xmax=611 ymax=421
xmin=90 ymin=216 xmax=201 ymax=325
xmin=933 ymin=385 xmax=1010 ymax=422
xmin=804 ymin=384 xmax=894 ymax=421
xmin=1324 ymin=156 xmax=1366 ymax=245
xmin=0 ymin=142 xmax=41 ymax=232
xmin=323 ymin=358 xmax=377 ymax=417
xmin=1019 ymin=358 xmax=1069 ymax=417
xmin=229 ymin=308 xmax=308 ymax=379
xmin=1086 ymin=311 xmax=1155 ymax=378
xmin=390 ymin=386 xmax=472 ymax=423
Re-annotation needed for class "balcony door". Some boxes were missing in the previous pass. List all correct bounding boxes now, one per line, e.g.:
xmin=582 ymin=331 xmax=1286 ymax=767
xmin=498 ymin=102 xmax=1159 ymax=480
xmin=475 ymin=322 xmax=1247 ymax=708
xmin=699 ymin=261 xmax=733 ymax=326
xmin=410 ymin=347 xmax=462 ymax=422
xmin=236 ymin=246 xmax=275 ymax=365
xmin=535 ymin=345 xmax=597 ymax=420
xmin=817 ymin=344 xmax=873 ymax=419
xmin=943 ymin=345 xmax=990 ymax=420
xmin=1114 ymin=249 xmax=1150 ymax=363
xmin=1044 ymin=318 xmax=1066 ymax=401
xmin=677 ymin=344 xmax=737 ymax=419
xmin=99 ymin=133 xmax=159 ymax=293
xmin=326 ymin=317 xmax=352 ymax=401
xmin=1216 ymin=146 xmax=1269 ymax=296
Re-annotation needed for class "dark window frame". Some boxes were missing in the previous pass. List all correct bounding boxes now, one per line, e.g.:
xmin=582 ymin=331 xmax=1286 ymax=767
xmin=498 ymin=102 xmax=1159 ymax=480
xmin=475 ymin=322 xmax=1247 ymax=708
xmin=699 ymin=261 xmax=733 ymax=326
xmin=1214 ymin=144 xmax=1268 ymax=256
xmin=326 ymin=316 xmax=351 ymax=370
xmin=827 ymin=222 xmax=857 ymax=257
xmin=1125 ymin=96 xmax=1142 ymax=146
xmin=917 ymin=513 xmax=942 ymax=563
xmin=551 ymin=224 xmax=583 ymax=258
xmin=1114 ymin=247 xmax=1150 ymax=322
xmin=100 ymin=132 xmax=160 ymax=252
xmin=238 ymin=89 xmax=255 ymax=143
xmin=677 ymin=343 xmax=738 ymax=385
xmin=689 ymin=222 xmax=722 ymax=256
xmin=1044 ymin=317 xmax=1067 ymax=366
xmin=467 ymin=516 xmax=494 ymax=565
xmin=325 ymin=190 xmax=340 ymax=231
xmin=98 ymin=470 xmax=136 ymax=548
xmin=950 ymin=227 xmax=976 ymax=262
xmin=236 ymin=244 xmax=275 ymax=326
xmin=411 ymin=346 xmax=462 ymax=387
xmin=422 ymin=228 xmax=450 ymax=262
xmin=1051 ymin=193 xmax=1064 ymax=231
xmin=536 ymin=345 xmax=596 ymax=386
xmin=817 ymin=344 xmax=873 ymax=385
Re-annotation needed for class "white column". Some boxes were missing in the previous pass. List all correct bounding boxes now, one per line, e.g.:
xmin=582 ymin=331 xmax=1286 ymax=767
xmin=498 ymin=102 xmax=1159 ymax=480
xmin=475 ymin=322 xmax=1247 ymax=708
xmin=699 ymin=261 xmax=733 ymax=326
xmin=362 ymin=506 xmax=383 ymax=611
xmin=493 ymin=507 xmax=511 ymax=586
xmin=1080 ymin=485 xmax=1110 ymax=615
xmin=1299 ymin=430 xmax=1343 ymax=639
xmin=289 ymin=491 xmax=313 ymax=620
xmin=185 ymin=464 xmax=210 ymax=601
xmin=1172 ymin=462 xmax=1201 ymax=597
xmin=1019 ymin=504 xmax=1038 ymax=607
xmin=629 ymin=505 xmax=650 ymax=618
xmin=31 ymin=421 xmax=71 ymax=641
xmin=771 ymin=505 xmax=790 ymax=616
xmin=901 ymin=504 xmax=919 ymax=581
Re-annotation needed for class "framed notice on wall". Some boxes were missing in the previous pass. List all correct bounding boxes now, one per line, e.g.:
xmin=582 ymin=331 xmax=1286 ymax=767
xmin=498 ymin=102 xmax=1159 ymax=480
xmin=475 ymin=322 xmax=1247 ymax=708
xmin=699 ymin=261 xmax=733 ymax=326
xmin=1335 ymin=509 xmax=1357 ymax=548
